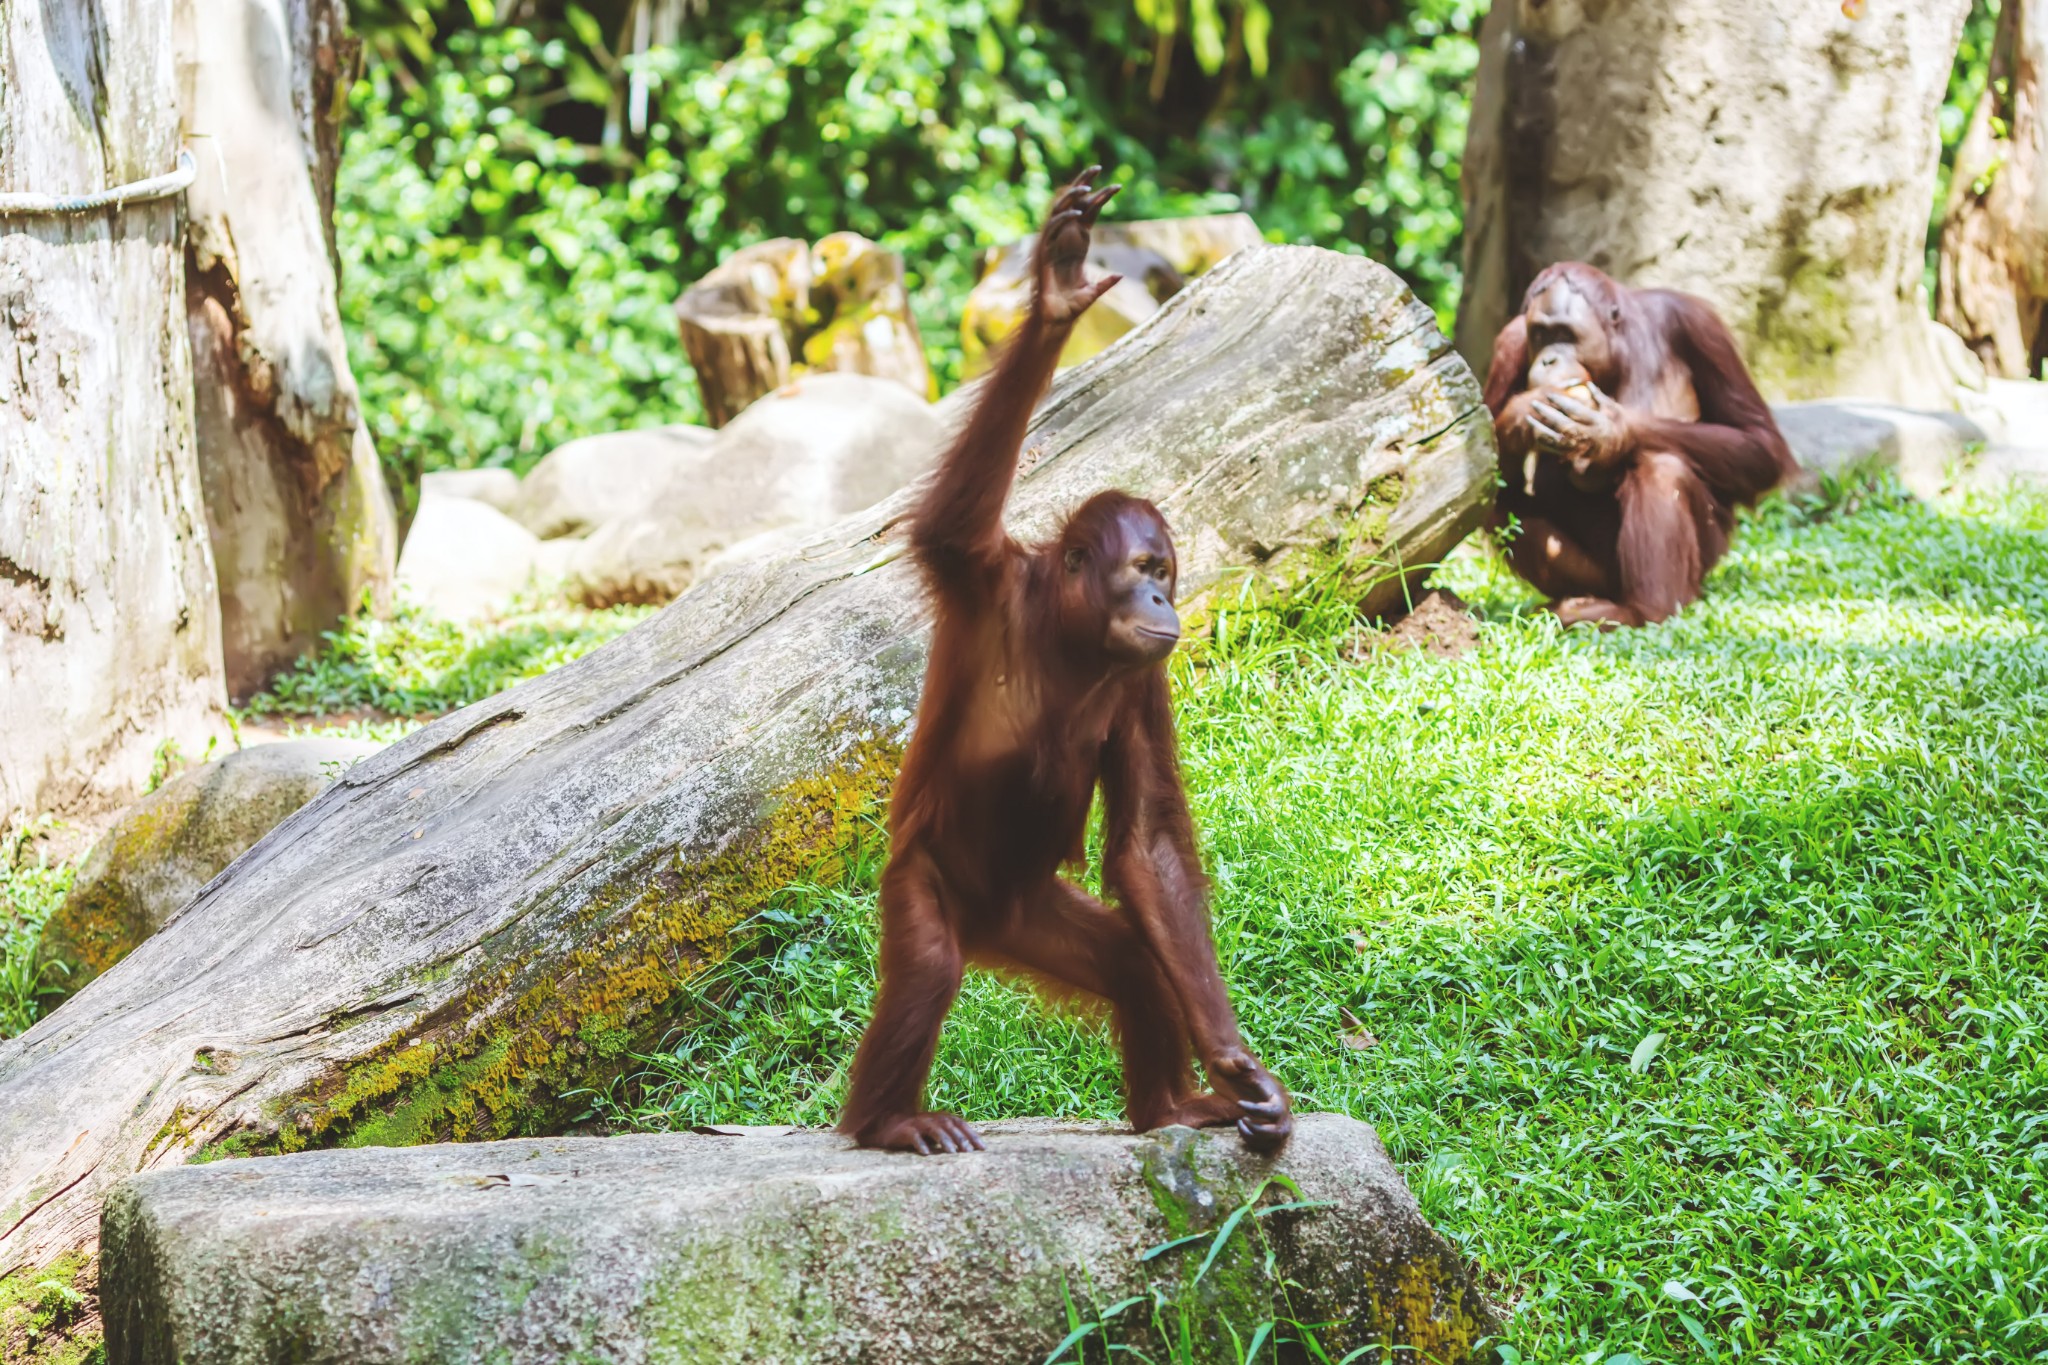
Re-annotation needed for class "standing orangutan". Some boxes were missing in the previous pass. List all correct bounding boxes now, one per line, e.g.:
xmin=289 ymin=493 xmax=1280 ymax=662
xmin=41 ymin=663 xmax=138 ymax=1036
xmin=837 ymin=168 xmax=1292 ymax=1156
xmin=1485 ymin=262 xmax=1797 ymax=627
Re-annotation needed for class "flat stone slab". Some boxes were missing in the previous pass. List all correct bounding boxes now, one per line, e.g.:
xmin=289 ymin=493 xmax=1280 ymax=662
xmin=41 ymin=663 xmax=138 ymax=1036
xmin=101 ymin=1114 xmax=1498 ymax=1365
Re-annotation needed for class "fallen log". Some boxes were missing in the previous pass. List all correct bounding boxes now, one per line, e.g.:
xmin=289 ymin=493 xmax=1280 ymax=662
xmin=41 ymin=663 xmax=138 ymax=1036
xmin=0 ymin=246 xmax=1494 ymax=1307
xmin=101 ymin=1115 xmax=1501 ymax=1364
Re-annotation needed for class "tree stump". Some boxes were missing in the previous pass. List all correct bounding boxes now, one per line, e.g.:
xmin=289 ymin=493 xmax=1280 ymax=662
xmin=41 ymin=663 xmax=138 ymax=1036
xmin=675 ymin=234 xmax=931 ymax=426
xmin=177 ymin=0 xmax=401 ymax=700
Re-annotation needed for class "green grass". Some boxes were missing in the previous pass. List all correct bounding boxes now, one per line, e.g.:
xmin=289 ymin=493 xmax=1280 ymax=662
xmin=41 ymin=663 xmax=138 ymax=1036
xmin=240 ymin=596 xmax=653 ymax=737
xmin=588 ymin=474 xmax=2048 ymax=1364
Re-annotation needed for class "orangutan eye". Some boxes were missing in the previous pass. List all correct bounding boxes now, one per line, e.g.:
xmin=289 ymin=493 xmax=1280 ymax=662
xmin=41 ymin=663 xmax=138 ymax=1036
xmin=1063 ymin=547 xmax=1086 ymax=573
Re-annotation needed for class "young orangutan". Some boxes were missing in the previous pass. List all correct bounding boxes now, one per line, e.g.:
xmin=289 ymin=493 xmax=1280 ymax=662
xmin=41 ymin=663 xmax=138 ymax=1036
xmin=837 ymin=168 xmax=1292 ymax=1156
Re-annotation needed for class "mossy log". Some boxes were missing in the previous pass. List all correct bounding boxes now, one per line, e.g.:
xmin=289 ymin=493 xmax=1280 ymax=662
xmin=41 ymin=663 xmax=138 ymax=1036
xmin=0 ymin=246 xmax=1494 ymax=1302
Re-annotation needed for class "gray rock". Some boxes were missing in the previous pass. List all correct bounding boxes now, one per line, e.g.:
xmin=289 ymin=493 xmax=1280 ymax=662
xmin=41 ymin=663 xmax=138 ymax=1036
xmin=40 ymin=739 xmax=383 ymax=995
xmin=395 ymin=492 xmax=545 ymax=620
xmin=421 ymin=468 xmax=522 ymax=514
xmin=101 ymin=1115 xmax=1499 ymax=1365
xmin=510 ymin=425 xmax=716 ymax=541
xmin=565 ymin=373 xmax=942 ymax=607
xmin=1776 ymin=386 xmax=2048 ymax=499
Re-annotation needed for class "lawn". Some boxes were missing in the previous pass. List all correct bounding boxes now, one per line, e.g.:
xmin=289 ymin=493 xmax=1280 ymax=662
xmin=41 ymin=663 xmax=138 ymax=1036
xmin=589 ymin=475 xmax=2048 ymax=1364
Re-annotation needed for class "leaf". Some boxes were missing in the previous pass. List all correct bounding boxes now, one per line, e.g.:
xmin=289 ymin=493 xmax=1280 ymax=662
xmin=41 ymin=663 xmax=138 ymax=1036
xmin=1339 ymin=1003 xmax=1376 ymax=1050
xmin=563 ymin=4 xmax=608 ymax=56
xmin=1662 ymin=1279 xmax=1702 ymax=1303
xmin=1042 ymin=1321 xmax=1095 ymax=1365
xmin=1189 ymin=0 xmax=1226 ymax=73
xmin=1255 ymin=1199 xmax=1335 ymax=1219
xmin=1243 ymin=1321 xmax=1276 ymax=1361
xmin=1242 ymin=0 xmax=1272 ymax=78
xmin=1630 ymin=1031 xmax=1666 ymax=1073
xmin=1677 ymin=1311 xmax=1719 ymax=1359
xmin=1140 ymin=1230 xmax=1213 ymax=1261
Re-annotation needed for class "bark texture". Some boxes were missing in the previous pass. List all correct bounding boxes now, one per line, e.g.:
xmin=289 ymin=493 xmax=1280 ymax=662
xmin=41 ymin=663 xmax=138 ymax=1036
xmin=1938 ymin=0 xmax=2048 ymax=380
xmin=0 ymin=247 xmax=1494 ymax=1298
xmin=101 ymin=1116 xmax=1498 ymax=1365
xmin=0 ymin=0 xmax=227 ymax=827
xmin=1458 ymin=0 xmax=1973 ymax=406
xmin=176 ymin=0 xmax=398 ymax=701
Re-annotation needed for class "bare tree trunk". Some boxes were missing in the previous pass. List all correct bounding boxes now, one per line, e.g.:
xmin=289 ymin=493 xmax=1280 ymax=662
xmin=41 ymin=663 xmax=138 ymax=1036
xmin=0 ymin=0 xmax=228 ymax=828
xmin=0 ymin=247 xmax=1495 ymax=1313
xmin=176 ymin=0 xmax=399 ymax=701
xmin=1939 ymin=0 xmax=2048 ymax=381
xmin=1458 ymin=0 xmax=1973 ymax=406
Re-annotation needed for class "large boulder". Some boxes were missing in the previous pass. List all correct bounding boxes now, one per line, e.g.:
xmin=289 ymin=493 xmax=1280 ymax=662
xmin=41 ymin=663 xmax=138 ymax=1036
xmin=420 ymin=468 xmax=521 ymax=515
xmin=395 ymin=493 xmax=547 ymax=620
xmin=565 ymin=373 xmax=943 ymax=607
xmin=509 ymin=425 xmax=716 ymax=540
xmin=1457 ymin=0 xmax=1974 ymax=407
xmin=39 ymin=739 xmax=383 ymax=996
xmin=100 ymin=1115 xmax=1499 ymax=1365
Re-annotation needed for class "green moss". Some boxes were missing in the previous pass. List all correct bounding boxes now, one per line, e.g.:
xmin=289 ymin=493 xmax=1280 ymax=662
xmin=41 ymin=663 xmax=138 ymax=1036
xmin=37 ymin=788 xmax=194 ymax=995
xmin=0 ymin=1255 xmax=101 ymax=1365
xmin=198 ymin=737 xmax=902 ymax=1162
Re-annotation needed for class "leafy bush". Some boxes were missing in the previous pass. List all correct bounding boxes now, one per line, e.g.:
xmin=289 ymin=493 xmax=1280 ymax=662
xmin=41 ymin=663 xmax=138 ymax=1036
xmin=340 ymin=0 xmax=1487 ymax=485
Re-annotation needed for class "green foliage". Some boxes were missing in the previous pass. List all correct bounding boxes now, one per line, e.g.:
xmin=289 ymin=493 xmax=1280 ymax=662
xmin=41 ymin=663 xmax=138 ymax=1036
xmin=340 ymin=0 xmax=1485 ymax=482
xmin=0 ymin=823 xmax=75 ymax=1040
xmin=242 ymin=598 xmax=652 ymax=724
xmin=589 ymin=475 xmax=2048 ymax=1362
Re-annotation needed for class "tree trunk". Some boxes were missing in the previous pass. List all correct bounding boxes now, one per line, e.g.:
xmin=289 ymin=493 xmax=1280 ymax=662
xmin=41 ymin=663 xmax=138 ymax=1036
xmin=0 ymin=0 xmax=228 ymax=828
xmin=1458 ymin=0 xmax=1974 ymax=406
xmin=176 ymin=0 xmax=399 ymax=701
xmin=0 ymin=247 xmax=1494 ymax=1296
xmin=1938 ymin=0 xmax=2048 ymax=381
xmin=674 ymin=238 xmax=804 ymax=427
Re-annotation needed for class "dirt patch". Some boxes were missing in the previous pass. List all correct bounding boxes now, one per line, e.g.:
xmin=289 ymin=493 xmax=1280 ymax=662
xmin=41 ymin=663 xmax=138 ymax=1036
xmin=1352 ymin=590 xmax=1480 ymax=661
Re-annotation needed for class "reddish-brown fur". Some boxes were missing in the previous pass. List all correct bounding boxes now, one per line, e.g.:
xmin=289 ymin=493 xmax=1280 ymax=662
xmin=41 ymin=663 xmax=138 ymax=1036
xmin=1484 ymin=262 xmax=1797 ymax=627
xmin=837 ymin=170 xmax=1292 ymax=1157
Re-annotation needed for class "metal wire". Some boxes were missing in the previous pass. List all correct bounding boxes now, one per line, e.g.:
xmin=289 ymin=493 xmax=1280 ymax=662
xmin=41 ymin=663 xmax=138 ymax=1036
xmin=0 ymin=149 xmax=197 ymax=216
